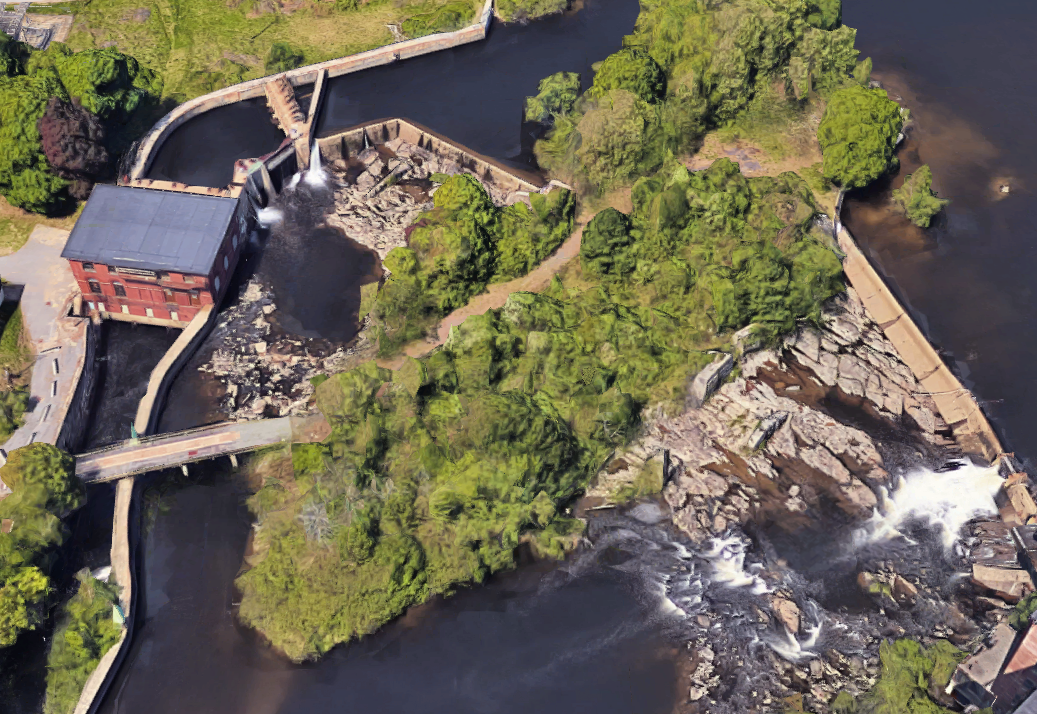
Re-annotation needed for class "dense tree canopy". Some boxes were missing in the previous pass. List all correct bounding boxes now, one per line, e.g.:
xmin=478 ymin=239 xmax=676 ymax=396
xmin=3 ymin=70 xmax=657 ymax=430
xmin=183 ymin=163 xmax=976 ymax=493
xmin=891 ymin=164 xmax=948 ymax=228
xmin=588 ymin=48 xmax=666 ymax=104
xmin=0 ymin=39 xmax=160 ymax=213
xmin=524 ymin=71 xmax=581 ymax=124
xmin=817 ymin=84 xmax=903 ymax=189
xmin=575 ymin=89 xmax=651 ymax=189
xmin=0 ymin=444 xmax=82 ymax=648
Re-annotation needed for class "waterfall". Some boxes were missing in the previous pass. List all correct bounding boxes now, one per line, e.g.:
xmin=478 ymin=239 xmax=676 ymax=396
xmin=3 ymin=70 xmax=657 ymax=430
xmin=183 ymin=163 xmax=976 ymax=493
xmin=702 ymin=535 xmax=771 ymax=594
xmin=852 ymin=460 xmax=1003 ymax=550
xmin=303 ymin=141 xmax=327 ymax=187
xmin=256 ymin=207 xmax=284 ymax=227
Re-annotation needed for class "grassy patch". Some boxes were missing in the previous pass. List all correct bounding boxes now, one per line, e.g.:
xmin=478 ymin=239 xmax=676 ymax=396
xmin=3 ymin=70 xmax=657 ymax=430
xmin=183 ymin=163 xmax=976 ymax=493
xmin=714 ymin=87 xmax=825 ymax=163
xmin=611 ymin=460 xmax=665 ymax=504
xmin=64 ymin=0 xmax=482 ymax=101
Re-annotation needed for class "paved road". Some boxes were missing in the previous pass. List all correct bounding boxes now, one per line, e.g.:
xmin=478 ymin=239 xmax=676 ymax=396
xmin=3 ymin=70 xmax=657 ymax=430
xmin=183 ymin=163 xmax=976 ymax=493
xmin=0 ymin=226 xmax=87 ymax=455
xmin=75 ymin=413 xmax=330 ymax=482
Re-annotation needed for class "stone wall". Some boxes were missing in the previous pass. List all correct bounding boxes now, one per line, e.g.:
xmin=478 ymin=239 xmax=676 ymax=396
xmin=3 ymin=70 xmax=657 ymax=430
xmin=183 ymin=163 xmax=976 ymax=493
xmin=56 ymin=319 xmax=100 ymax=453
xmin=127 ymin=0 xmax=495 ymax=182
xmin=837 ymin=226 xmax=1002 ymax=462
xmin=317 ymin=118 xmax=546 ymax=195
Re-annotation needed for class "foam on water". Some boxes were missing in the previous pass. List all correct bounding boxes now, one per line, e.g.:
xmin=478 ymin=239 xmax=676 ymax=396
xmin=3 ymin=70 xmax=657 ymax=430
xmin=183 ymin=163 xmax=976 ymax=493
xmin=702 ymin=535 xmax=771 ymax=594
xmin=766 ymin=603 xmax=823 ymax=662
xmin=256 ymin=207 xmax=284 ymax=226
xmin=853 ymin=460 xmax=1003 ymax=550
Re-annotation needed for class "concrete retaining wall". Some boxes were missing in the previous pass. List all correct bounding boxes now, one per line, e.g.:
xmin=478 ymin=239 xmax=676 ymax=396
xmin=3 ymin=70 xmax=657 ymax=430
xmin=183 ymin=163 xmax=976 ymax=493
xmin=133 ymin=304 xmax=216 ymax=436
xmin=72 ymin=476 xmax=139 ymax=714
xmin=318 ymin=118 xmax=546 ymax=195
xmin=128 ymin=0 xmax=495 ymax=182
xmin=56 ymin=319 xmax=100 ymax=453
xmin=837 ymin=226 xmax=1002 ymax=462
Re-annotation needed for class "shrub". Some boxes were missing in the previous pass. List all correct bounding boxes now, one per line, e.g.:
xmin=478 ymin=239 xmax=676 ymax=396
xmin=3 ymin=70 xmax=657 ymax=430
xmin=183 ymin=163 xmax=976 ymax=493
xmin=401 ymin=1 xmax=474 ymax=37
xmin=496 ymin=0 xmax=568 ymax=22
xmin=588 ymin=49 xmax=666 ymax=104
xmin=576 ymin=89 xmax=650 ymax=189
xmin=818 ymin=84 xmax=903 ymax=189
xmin=43 ymin=572 xmax=121 ymax=714
xmin=891 ymin=164 xmax=948 ymax=228
xmin=580 ymin=207 xmax=634 ymax=279
xmin=264 ymin=42 xmax=305 ymax=74
xmin=524 ymin=71 xmax=581 ymax=124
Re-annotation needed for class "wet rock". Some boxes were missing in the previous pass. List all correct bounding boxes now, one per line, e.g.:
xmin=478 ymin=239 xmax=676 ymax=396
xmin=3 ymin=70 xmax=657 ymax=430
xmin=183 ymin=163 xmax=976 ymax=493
xmin=892 ymin=575 xmax=918 ymax=608
xmin=971 ymin=564 xmax=1034 ymax=603
xmin=771 ymin=596 xmax=800 ymax=633
xmin=688 ymin=353 xmax=733 ymax=408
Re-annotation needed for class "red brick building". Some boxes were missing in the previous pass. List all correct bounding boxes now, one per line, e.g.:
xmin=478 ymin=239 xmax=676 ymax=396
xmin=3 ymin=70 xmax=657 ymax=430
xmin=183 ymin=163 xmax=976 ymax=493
xmin=62 ymin=185 xmax=251 ymax=326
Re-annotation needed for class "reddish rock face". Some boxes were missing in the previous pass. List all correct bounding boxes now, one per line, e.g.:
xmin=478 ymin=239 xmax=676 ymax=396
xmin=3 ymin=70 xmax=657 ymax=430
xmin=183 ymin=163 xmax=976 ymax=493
xmin=37 ymin=97 xmax=110 ymax=199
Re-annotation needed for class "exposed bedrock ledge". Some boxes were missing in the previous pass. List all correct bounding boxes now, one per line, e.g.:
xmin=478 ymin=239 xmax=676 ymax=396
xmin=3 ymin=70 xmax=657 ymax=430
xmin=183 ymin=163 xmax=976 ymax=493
xmin=601 ymin=287 xmax=961 ymax=544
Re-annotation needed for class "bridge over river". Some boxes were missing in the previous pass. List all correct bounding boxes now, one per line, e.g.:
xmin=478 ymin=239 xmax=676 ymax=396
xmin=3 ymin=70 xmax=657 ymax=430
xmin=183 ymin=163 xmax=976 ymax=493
xmin=75 ymin=413 xmax=330 ymax=483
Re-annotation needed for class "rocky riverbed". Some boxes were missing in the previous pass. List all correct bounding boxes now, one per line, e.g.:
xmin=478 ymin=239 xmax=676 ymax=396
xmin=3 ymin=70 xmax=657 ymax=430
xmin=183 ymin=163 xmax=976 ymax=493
xmin=588 ymin=286 xmax=1015 ymax=713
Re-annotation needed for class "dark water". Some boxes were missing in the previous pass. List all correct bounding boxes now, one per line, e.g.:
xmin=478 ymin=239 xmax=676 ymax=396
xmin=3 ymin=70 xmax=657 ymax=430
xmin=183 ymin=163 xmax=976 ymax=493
xmin=146 ymin=98 xmax=286 ymax=188
xmin=256 ymin=181 xmax=381 ymax=342
xmin=842 ymin=0 xmax=1037 ymax=463
xmin=97 ymin=477 xmax=678 ymax=714
xmin=147 ymin=0 xmax=639 ymax=186
xmin=84 ymin=322 xmax=180 ymax=449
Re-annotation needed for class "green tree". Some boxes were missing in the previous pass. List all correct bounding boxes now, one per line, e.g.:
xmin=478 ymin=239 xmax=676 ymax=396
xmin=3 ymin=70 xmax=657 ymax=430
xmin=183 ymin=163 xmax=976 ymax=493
xmin=576 ymin=89 xmax=651 ymax=189
xmin=817 ymin=84 xmax=903 ymax=189
xmin=891 ymin=164 xmax=948 ymax=227
xmin=580 ymin=207 xmax=634 ymax=279
xmin=496 ymin=0 xmax=567 ymax=22
xmin=806 ymin=0 xmax=842 ymax=30
xmin=524 ymin=71 xmax=581 ymax=124
xmin=0 ymin=444 xmax=82 ymax=648
xmin=588 ymin=49 xmax=666 ymax=104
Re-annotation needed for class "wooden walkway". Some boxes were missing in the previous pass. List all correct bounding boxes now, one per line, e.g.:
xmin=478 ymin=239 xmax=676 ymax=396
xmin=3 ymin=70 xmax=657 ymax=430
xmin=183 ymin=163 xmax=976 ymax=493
xmin=74 ymin=413 xmax=330 ymax=483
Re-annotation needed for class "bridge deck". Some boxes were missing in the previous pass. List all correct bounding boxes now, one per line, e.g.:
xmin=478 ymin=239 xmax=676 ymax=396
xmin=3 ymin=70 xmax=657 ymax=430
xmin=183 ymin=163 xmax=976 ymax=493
xmin=75 ymin=413 xmax=330 ymax=482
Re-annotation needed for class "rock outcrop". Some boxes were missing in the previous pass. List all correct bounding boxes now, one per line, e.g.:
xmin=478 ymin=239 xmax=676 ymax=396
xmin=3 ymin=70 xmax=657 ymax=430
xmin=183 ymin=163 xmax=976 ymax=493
xmin=598 ymin=287 xmax=960 ymax=544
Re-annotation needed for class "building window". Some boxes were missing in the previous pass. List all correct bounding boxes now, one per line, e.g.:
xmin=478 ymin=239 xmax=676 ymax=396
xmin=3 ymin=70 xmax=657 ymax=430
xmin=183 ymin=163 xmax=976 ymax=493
xmin=223 ymin=255 xmax=229 ymax=271
xmin=88 ymin=280 xmax=102 ymax=294
xmin=145 ymin=308 xmax=154 ymax=318
xmin=215 ymin=276 xmax=221 ymax=292
xmin=113 ymin=281 xmax=126 ymax=297
xmin=232 ymin=235 xmax=238 ymax=250
xmin=163 ymin=288 xmax=174 ymax=302
xmin=121 ymin=305 xmax=129 ymax=314
xmin=87 ymin=301 xmax=95 ymax=312
xmin=184 ymin=274 xmax=195 ymax=283
xmin=189 ymin=290 xmax=200 ymax=306
xmin=170 ymin=311 xmax=179 ymax=322
xmin=82 ymin=262 xmax=95 ymax=272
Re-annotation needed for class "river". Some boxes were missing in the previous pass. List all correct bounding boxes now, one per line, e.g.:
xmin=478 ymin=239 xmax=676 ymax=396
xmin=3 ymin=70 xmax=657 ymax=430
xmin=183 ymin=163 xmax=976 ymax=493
xmin=19 ymin=0 xmax=1037 ymax=712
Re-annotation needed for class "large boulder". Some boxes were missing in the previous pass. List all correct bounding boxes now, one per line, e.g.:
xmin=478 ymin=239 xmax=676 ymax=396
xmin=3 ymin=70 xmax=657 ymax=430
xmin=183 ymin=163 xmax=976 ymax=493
xmin=688 ymin=353 xmax=733 ymax=409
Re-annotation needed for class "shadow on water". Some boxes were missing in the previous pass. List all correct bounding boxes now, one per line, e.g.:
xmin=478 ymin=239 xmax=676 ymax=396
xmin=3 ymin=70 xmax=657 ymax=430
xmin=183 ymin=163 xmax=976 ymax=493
xmin=97 ymin=469 xmax=678 ymax=714
xmin=84 ymin=321 xmax=180 ymax=449
xmin=147 ymin=0 xmax=640 ymax=186
xmin=256 ymin=180 xmax=382 ymax=342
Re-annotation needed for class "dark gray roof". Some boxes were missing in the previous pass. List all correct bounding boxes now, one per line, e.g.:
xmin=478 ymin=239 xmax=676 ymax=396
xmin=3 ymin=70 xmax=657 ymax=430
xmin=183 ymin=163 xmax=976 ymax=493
xmin=61 ymin=185 xmax=238 ymax=275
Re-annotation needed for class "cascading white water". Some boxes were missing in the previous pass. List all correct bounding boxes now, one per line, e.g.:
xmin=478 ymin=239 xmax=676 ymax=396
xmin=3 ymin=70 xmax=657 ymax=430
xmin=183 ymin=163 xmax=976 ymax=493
xmin=853 ymin=460 xmax=1003 ymax=550
xmin=303 ymin=141 xmax=327 ymax=187
xmin=256 ymin=207 xmax=284 ymax=227
xmin=765 ymin=600 xmax=824 ymax=661
xmin=702 ymin=535 xmax=771 ymax=595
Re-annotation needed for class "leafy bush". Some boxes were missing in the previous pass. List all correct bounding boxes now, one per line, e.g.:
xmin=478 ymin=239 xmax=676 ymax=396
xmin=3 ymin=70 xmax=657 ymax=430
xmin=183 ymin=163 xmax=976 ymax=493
xmin=818 ymin=84 xmax=903 ymax=189
xmin=588 ymin=48 xmax=666 ymax=104
xmin=524 ymin=71 xmax=581 ymax=124
xmin=401 ymin=1 xmax=474 ymax=38
xmin=496 ymin=0 xmax=568 ymax=22
xmin=580 ymin=207 xmax=634 ymax=279
xmin=891 ymin=164 xmax=948 ymax=228
xmin=575 ymin=89 xmax=651 ymax=189
xmin=1010 ymin=591 xmax=1037 ymax=630
xmin=371 ymin=175 xmax=575 ymax=354
xmin=264 ymin=42 xmax=305 ymax=74
xmin=43 ymin=571 xmax=121 ymax=714
xmin=836 ymin=639 xmax=965 ymax=714
xmin=0 ymin=444 xmax=82 ymax=647
xmin=0 ymin=388 xmax=28 ymax=442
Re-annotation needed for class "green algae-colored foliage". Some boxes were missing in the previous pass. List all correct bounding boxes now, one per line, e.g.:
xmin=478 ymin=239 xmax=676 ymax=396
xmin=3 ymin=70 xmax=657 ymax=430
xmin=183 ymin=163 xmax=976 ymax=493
xmin=0 ymin=444 xmax=83 ymax=648
xmin=524 ymin=71 xmax=581 ymax=124
xmin=833 ymin=639 xmax=966 ymax=714
xmin=43 ymin=572 xmax=122 ymax=714
xmin=818 ymin=84 xmax=903 ymax=189
xmin=588 ymin=48 xmax=666 ymax=104
xmin=401 ymin=1 xmax=474 ymax=37
xmin=236 ymin=159 xmax=843 ymax=660
xmin=0 ymin=40 xmax=160 ymax=213
xmin=496 ymin=0 xmax=568 ymax=22
xmin=372 ymin=174 xmax=575 ymax=354
xmin=891 ymin=164 xmax=949 ymax=228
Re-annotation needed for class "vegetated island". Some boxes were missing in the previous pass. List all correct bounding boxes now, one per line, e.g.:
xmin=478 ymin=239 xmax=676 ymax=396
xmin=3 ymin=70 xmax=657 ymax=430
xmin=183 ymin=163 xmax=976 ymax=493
xmin=0 ymin=0 xmax=977 ymax=712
